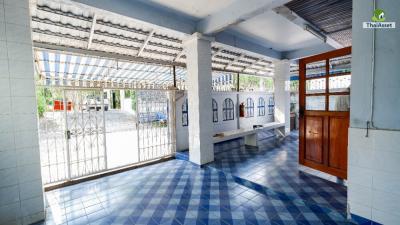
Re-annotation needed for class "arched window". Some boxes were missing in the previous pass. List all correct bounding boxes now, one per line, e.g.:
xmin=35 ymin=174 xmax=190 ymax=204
xmin=223 ymin=98 xmax=234 ymax=121
xmin=258 ymin=97 xmax=265 ymax=116
xmin=212 ymin=99 xmax=218 ymax=123
xmin=268 ymin=96 xmax=275 ymax=115
xmin=182 ymin=98 xmax=188 ymax=127
xmin=245 ymin=98 xmax=254 ymax=117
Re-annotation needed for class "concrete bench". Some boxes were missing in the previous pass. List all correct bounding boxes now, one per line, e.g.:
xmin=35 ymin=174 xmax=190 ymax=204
xmin=213 ymin=122 xmax=285 ymax=147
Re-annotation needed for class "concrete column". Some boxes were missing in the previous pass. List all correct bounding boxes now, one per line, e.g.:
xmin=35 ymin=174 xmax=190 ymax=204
xmin=183 ymin=33 xmax=214 ymax=165
xmin=0 ymin=1 xmax=45 ymax=224
xmin=274 ymin=59 xmax=291 ymax=135
xmin=348 ymin=1 xmax=400 ymax=224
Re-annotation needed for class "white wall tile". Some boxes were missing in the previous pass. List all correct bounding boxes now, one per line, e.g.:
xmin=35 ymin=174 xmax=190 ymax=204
xmin=0 ymin=167 xmax=18 ymax=188
xmin=0 ymin=132 xmax=14 ymax=151
xmin=3 ymin=4 xmax=30 ymax=27
xmin=19 ymin=179 xmax=42 ymax=200
xmin=349 ymin=201 xmax=371 ymax=220
xmin=348 ymin=144 xmax=373 ymax=169
xmin=8 ymin=59 xmax=34 ymax=78
xmin=11 ymin=96 xmax=37 ymax=115
xmin=372 ymin=208 xmax=400 ymax=225
xmin=0 ymin=77 xmax=10 ymax=96
xmin=0 ymin=59 xmax=9 ymax=78
xmin=3 ymin=0 xmax=29 ymax=9
xmin=17 ymin=163 xmax=41 ymax=183
xmin=0 ymin=41 xmax=7 ymax=60
xmin=6 ymin=42 xmax=33 ymax=61
xmin=5 ymin=23 xmax=32 ymax=44
xmin=374 ymin=129 xmax=400 ymax=153
xmin=20 ymin=196 xmax=44 ymax=217
xmin=0 ymin=22 xmax=5 ymax=41
xmin=14 ymin=130 xmax=39 ymax=149
xmin=12 ymin=113 xmax=38 ymax=132
xmin=10 ymin=78 xmax=35 ymax=97
xmin=372 ymin=170 xmax=400 ymax=195
xmin=373 ymin=149 xmax=400 ymax=174
xmin=348 ymin=165 xmax=373 ymax=188
xmin=0 ymin=185 xmax=20 ymax=205
xmin=0 ymin=149 xmax=17 ymax=169
xmin=0 ymin=96 xmax=11 ymax=115
xmin=16 ymin=147 xmax=40 ymax=167
xmin=0 ymin=114 xmax=13 ymax=132
xmin=0 ymin=202 xmax=20 ymax=224
xmin=372 ymin=190 xmax=400 ymax=217
xmin=348 ymin=182 xmax=372 ymax=207
xmin=0 ymin=3 xmax=4 ymax=23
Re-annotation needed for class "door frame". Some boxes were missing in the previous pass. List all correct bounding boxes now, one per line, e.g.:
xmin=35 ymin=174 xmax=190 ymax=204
xmin=299 ymin=47 xmax=351 ymax=179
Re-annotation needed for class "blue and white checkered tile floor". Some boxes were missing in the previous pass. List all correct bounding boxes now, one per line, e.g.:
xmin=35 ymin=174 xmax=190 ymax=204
xmin=36 ymin=159 xmax=352 ymax=225
xmin=203 ymin=131 xmax=347 ymax=216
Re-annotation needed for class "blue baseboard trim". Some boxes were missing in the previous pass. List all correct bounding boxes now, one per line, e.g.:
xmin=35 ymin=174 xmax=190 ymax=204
xmin=350 ymin=214 xmax=382 ymax=225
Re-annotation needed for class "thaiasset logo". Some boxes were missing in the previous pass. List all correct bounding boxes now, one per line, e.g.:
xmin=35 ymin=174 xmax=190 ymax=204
xmin=363 ymin=9 xmax=395 ymax=29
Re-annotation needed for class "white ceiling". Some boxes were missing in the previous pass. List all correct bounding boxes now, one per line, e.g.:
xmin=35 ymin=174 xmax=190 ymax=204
xmin=137 ymin=0 xmax=235 ymax=20
xmin=137 ymin=0 xmax=324 ymax=52
xmin=229 ymin=10 xmax=323 ymax=52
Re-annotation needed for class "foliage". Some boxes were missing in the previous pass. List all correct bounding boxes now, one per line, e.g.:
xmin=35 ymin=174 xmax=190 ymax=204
xmin=239 ymin=74 xmax=274 ymax=92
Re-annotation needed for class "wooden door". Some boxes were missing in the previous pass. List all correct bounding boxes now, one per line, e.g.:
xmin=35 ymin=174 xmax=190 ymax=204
xmin=299 ymin=47 xmax=351 ymax=179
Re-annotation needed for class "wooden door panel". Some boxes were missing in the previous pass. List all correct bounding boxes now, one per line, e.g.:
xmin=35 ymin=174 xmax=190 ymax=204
xmin=305 ymin=116 xmax=323 ymax=164
xmin=299 ymin=47 xmax=351 ymax=180
xmin=328 ymin=116 xmax=349 ymax=170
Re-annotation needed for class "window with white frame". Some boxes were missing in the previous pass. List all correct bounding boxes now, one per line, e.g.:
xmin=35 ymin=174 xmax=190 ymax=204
xmin=223 ymin=98 xmax=234 ymax=121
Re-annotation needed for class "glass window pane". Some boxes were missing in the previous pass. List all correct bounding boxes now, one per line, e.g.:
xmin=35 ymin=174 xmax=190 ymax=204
xmin=329 ymin=75 xmax=351 ymax=92
xmin=329 ymin=55 xmax=351 ymax=76
xmin=306 ymin=60 xmax=326 ymax=78
xmin=306 ymin=78 xmax=326 ymax=94
xmin=306 ymin=96 xmax=325 ymax=110
xmin=329 ymin=95 xmax=350 ymax=111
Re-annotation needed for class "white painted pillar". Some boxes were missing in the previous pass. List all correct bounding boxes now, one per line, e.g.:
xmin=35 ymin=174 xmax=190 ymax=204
xmin=0 ymin=0 xmax=45 ymax=224
xmin=183 ymin=33 xmax=214 ymax=165
xmin=274 ymin=60 xmax=291 ymax=135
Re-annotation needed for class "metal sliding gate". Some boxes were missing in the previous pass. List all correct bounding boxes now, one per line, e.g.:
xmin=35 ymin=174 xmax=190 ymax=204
xmin=38 ymin=87 xmax=176 ymax=185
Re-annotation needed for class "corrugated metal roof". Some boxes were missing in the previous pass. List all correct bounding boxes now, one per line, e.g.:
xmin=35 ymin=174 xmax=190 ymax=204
xmin=30 ymin=0 xmax=276 ymax=78
xmin=285 ymin=0 xmax=352 ymax=47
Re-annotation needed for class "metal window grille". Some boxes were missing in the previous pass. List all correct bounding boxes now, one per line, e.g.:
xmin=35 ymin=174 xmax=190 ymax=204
xmin=245 ymin=98 xmax=254 ymax=117
xmin=258 ymin=97 xmax=266 ymax=116
xmin=223 ymin=98 xmax=235 ymax=121
xmin=212 ymin=98 xmax=218 ymax=123
xmin=182 ymin=98 xmax=188 ymax=127
xmin=268 ymin=96 xmax=275 ymax=115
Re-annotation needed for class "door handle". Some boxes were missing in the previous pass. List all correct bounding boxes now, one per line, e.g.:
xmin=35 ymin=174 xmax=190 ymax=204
xmin=66 ymin=130 xmax=71 ymax=140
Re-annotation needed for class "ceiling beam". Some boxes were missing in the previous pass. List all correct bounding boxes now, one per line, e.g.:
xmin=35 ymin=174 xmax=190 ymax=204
xmin=197 ymin=0 xmax=291 ymax=35
xmin=137 ymin=30 xmax=154 ymax=57
xmin=282 ymin=43 xmax=334 ymax=60
xmin=87 ymin=14 xmax=97 ymax=49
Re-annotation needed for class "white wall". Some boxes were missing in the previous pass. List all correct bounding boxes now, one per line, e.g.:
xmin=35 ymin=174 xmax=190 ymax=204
xmin=0 ymin=1 xmax=45 ymax=224
xmin=238 ymin=92 xmax=275 ymax=129
xmin=348 ymin=0 xmax=400 ymax=224
xmin=176 ymin=91 xmax=274 ymax=151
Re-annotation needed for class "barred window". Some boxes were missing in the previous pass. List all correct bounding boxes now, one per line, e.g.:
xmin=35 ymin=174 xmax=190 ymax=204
xmin=212 ymin=99 xmax=218 ymax=123
xmin=268 ymin=96 xmax=275 ymax=115
xmin=245 ymin=98 xmax=254 ymax=117
xmin=258 ymin=97 xmax=265 ymax=116
xmin=223 ymin=98 xmax=234 ymax=121
xmin=182 ymin=98 xmax=188 ymax=127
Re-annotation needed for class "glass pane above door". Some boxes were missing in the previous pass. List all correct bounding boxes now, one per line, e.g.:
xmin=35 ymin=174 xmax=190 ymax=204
xmin=306 ymin=60 xmax=326 ymax=78
xmin=306 ymin=96 xmax=325 ymax=110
